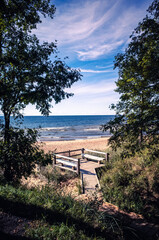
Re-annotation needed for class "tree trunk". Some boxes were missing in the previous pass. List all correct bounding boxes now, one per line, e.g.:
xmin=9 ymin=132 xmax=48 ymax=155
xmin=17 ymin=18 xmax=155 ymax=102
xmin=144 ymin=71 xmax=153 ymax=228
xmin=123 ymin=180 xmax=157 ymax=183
xmin=140 ymin=129 xmax=143 ymax=143
xmin=4 ymin=112 xmax=10 ymax=143
xmin=4 ymin=166 xmax=13 ymax=182
xmin=140 ymin=93 xmax=144 ymax=144
xmin=3 ymin=112 xmax=12 ymax=181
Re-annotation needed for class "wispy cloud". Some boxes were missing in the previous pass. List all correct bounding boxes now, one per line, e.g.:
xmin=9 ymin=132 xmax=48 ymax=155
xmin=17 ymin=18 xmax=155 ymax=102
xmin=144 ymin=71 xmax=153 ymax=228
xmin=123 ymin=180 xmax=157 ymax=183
xmin=24 ymin=80 xmax=119 ymax=115
xmin=80 ymin=68 xmax=113 ymax=73
xmin=96 ymin=64 xmax=114 ymax=69
xmin=48 ymin=78 xmax=119 ymax=115
xmin=76 ymin=41 xmax=123 ymax=60
xmin=69 ymin=79 xmax=117 ymax=95
xmin=34 ymin=0 xmax=151 ymax=60
xmin=24 ymin=0 xmax=152 ymax=116
xmin=35 ymin=0 xmax=117 ymax=44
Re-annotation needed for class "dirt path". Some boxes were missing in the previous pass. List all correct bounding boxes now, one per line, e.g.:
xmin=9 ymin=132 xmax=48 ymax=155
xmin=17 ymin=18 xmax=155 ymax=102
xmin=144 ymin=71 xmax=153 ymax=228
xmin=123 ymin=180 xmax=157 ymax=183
xmin=0 ymin=211 xmax=31 ymax=239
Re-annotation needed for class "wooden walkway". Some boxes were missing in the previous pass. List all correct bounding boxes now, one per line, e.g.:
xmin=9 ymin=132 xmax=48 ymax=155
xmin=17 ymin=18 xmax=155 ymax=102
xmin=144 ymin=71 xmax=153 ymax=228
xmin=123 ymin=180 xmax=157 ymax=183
xmin=53 ymin=148 xmax=106 ymax=193
xmin=80 ymin=158 xmax=104 ymax=192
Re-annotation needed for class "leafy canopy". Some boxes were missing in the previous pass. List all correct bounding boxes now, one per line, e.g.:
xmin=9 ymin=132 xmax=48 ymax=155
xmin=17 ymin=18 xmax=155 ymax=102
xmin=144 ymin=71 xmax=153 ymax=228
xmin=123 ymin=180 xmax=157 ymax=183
xmin=0 ymin=0 xmax=81 ymax=182
xmin=102 ymin=0 xmax=159 ymax=157
xmin=0 ymin=0 xmax=56 ymax=31
xmin=0 ymin=0 xmax=81 ymax=135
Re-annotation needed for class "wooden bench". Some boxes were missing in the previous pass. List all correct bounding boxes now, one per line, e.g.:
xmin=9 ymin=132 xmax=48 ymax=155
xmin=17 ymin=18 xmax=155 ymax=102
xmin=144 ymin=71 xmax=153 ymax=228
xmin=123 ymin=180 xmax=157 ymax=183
xmin=82 ymin=148 xmax=109 ymax=164
xmin=53 ymin=154 xmax=80 ymax=175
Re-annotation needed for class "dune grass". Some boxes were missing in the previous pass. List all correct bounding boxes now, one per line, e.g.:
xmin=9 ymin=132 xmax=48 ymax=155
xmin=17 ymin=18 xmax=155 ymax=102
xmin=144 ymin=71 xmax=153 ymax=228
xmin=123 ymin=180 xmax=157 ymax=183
xmin=100 ymin=145 xmax=159 ymax=223
xmin=0 ymin=180 xmax=140 ymax=240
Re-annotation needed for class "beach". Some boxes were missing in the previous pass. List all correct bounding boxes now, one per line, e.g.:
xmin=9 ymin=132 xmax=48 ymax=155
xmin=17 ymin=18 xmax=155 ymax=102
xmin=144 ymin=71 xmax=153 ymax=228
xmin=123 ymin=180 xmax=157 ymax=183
xmin=40 ymin=137 xmax=110 ymax=153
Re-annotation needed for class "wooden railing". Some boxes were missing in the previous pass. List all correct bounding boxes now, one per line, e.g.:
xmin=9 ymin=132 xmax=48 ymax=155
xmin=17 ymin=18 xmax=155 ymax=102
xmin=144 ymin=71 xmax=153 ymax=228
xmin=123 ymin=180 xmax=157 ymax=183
xmin=55 ymin=148 xmax=81 ymax=158
xmin=53 ymin=154 xmax=80 ymax=176
xmin=53 ymin=148 xmax=109 ymax=175
xmin=81 ymin=148 xmax=109 ymax=163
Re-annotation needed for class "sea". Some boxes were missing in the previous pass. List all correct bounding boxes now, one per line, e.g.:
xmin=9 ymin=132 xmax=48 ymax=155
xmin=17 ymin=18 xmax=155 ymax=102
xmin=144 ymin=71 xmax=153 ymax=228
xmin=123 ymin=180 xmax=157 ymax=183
xmin=0 ymin=115 xmax=114 ymax=141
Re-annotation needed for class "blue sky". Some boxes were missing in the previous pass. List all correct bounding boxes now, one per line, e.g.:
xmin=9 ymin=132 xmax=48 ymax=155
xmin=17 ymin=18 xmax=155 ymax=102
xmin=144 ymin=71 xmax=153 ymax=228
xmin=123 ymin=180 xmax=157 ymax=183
xmin=24 ymin=0 xmax=152 ymax=116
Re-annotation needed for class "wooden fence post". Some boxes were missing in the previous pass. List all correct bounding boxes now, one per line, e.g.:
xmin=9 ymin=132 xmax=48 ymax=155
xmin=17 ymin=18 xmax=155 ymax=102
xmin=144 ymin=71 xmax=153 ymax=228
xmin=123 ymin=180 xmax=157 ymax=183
xmin=68 ymin=150 xmax=71 ymax=157
xmin=77 ymin=158 xmax=80 ymax=176
xmin=81 ymin=148 xmax=85 ymax=159
xmin=106 ymin=153 xmax=109 ymax=162
xmin=53 ymin=154 xmax=56 ymax=167
xmin=81 ymin=172 xmax=85 ymax=194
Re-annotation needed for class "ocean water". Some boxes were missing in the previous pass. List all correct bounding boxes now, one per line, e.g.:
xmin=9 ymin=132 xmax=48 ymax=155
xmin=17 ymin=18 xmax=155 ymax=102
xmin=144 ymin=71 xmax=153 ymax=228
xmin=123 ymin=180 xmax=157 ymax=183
xmin=0 ymin=115 xmax=114 ymax=141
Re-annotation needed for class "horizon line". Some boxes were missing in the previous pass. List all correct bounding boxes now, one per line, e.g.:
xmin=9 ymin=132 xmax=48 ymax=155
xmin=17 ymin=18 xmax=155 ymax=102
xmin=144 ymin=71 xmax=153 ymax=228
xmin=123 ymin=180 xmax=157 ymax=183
xmin=0 ymin=114 xmax=115 ymax=117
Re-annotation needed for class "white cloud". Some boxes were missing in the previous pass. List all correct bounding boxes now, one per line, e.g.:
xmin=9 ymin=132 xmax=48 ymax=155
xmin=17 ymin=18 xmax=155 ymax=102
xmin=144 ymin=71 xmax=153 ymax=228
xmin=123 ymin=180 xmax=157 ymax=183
xmin=96 ymin=64 xmax=114 ymax=69
xmin=80 ymin=68 xmax=113 ymax=73
xmin=24 ymin=79 xmax=118 ymax=115
xmin=76 ymin=41 xmax=123 ymax=60
xmin=24 ymin=0 xmax=152 ymax=116
xmin=35 ymin=0 xmax=118 ymax=44
xmin=90 ymin=93 xmax=119 ymax=104
xmin=50 ymin=80 xmax=118 ymax=115
xmin=68 ymin=79 xmax=116 ymax=95
xmin=34 ymin=0 xmax=151 ymax=60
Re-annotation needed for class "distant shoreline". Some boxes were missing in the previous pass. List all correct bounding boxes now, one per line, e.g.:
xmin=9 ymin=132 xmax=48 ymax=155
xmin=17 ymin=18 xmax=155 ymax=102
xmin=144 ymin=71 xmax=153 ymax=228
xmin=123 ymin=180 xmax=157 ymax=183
xmin=37 ymin=135 xmax=111 ymax=142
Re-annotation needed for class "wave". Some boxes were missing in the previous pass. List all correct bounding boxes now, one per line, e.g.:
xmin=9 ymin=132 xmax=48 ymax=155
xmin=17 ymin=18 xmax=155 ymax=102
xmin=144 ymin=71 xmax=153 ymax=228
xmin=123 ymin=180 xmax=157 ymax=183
xmin=83 ymin=127 xmax=100 ymax=132
xmin=38 ymin=126 xmax=69 ymax=131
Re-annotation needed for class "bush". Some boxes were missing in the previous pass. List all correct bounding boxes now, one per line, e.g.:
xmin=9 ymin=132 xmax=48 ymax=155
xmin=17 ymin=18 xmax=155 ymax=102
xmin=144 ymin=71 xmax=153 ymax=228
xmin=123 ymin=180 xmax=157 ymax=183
xmin=100 ymin=146 xmax=159 ymax=221
xmin=40 ymin=166 xmax=77 ymax=185
xmin=0 ymin=128 xmax=52 ymax=183
xmin=26 ymin=222 xmax=90 ymax=240
xmin=152 ymin=163 xmax=159 ymax=194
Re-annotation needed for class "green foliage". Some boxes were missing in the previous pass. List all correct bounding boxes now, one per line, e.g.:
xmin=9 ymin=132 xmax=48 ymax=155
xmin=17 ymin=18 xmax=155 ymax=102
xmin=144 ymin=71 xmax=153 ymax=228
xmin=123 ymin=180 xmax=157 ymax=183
xmin=0 ymin=0 xmax=81 ymax=141
xmin=0 ymin=128 xmax=52 ymax=183
xmin=0 ymin=0 xmax=55 ymax=32
xmin=102 ymin=0 xmax=159 ymax=155
xmin=0 ymin=0 xmax=81 ymax=182
xmin=0 ymin=183 xmax=138 ymax=240
xmin=40 ymin=166 xmax=77 ymax=184
xmin=26 ymin=222 xmax=92 ymax=240
xmin=100 ymin=146 xmax=159 ymax=221
xmin=152 ymin=162 xmax=159 ymax=194
xmin=76 ymin=179 xmax=83 ymax=195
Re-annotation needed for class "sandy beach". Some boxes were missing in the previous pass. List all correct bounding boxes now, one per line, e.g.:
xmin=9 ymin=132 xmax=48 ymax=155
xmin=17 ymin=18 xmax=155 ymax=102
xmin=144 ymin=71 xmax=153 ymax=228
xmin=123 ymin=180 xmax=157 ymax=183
xmin=40 ymin=137 xmax=109 ymax=153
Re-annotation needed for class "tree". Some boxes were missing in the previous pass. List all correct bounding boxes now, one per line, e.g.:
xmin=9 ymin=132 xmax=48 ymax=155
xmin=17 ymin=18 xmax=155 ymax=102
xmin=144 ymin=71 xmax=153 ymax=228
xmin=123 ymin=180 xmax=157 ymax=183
xmin=0 ymin=0 xmax=82 ymax=142
xmin=0 ymin=0 xmax=81 ymax=181
xmin=0 ymin=128 xmax=52 ymax=182
xmin=0 ymin=0 xmax=56 ymax=32
xmin=102 ymin=0 xmax=159 ymax=157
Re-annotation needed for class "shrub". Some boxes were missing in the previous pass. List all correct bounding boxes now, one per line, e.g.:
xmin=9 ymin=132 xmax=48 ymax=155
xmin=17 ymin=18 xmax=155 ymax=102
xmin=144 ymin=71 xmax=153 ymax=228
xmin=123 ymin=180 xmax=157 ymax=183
xmin=100 ymin=145 xmax=159 ymax=221
xmin=152 ymin=163 xmax=159 ymax=194
xmin=40 ymin=166 xmax=77 ymax=185
xmin=26 ymin=222 xmax=90 ymax=240
xmin=0 ymin=128 xmax=52 ymax=183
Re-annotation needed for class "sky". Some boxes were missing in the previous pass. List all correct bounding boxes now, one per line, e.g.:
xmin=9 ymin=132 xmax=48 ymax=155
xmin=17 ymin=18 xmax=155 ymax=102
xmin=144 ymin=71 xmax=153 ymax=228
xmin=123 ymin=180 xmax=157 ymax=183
xmin=24 ymin=0 xmax=153 ymax=116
